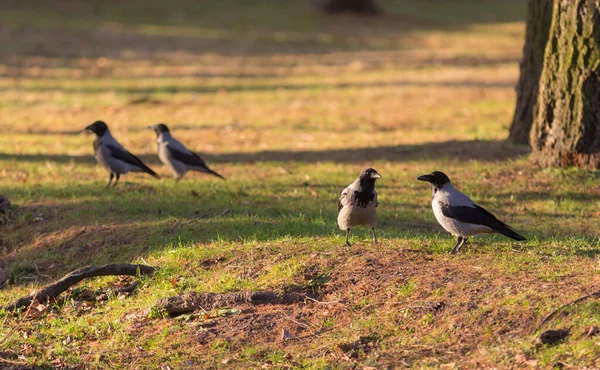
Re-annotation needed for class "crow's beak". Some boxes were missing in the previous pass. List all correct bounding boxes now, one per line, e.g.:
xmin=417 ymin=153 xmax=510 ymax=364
xmin=146 ymin=125 xmax=156 ymax=130
xmin=371 ymin=173 xmax=382 ymax=179
xmin=417 ymin=174 xmax=433 ymax=182
xmin=83 ymin=125 xmax=94 ymax=134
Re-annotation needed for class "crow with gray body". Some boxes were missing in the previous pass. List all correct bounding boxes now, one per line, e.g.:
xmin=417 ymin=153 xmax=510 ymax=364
xmin=85 ymin=121 xmax=159 ymax=188
xmin=417 ymin=171 xmax=525 ymax=254
xmin=337 ymin=168 xmax=381 ymax=246
xmin=149 ymin=124 xmax=224 ymax=181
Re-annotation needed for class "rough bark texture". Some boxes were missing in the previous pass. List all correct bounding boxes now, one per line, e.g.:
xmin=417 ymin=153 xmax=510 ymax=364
xmin=531 ymin=0 xmax=600 ymax=168
xmin=4 ymin=264 xmax=155 ymax=312
xmin=155 ymin=290 xmax=310 ymax=317
xmin=321 ymin=0 xmax=381 ymax=15
xmin=509 ymin=0 xmax=554 ymax=144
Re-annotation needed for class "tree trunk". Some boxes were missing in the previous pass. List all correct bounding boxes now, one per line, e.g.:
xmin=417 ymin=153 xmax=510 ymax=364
xmin=530 ymin=0 xmax=600 ymax=168
xmin=509 ymin=0 xmax=554 ymax=144
xmin=321 ymin=0 xmax=381 ymax=15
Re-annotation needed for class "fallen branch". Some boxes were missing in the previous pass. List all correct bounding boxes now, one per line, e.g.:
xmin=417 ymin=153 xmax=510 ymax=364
xmin=155 ymin=290 xmax=312 ymax=317
xmin=4 ymin=264 xmax=155 ymax=312
xmin=535 ymin=290 xmax=600 ymax=332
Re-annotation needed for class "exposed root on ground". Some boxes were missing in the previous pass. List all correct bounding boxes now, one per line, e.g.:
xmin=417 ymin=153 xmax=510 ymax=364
xmin=155 ymin=290 xmax=317 ymax=317
xmin=535 ymin=290 xmax=600 ymax=333
xmin=4 ymin=264 xmax=155 ymax=312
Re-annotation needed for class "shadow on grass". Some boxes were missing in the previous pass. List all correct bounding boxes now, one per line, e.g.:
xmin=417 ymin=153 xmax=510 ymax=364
xmin=0 ymin=139 xmax=531 ymax=166
xmin=213 ymin=139 xmax=530 ymax=163
xmin=0 ymin=0 xmax=526 ymax=63
xmin=1 ymin=78 xmax=516 ymax=95
xmin=496 ymin=191 xmax=600 ymax=202
xmin=8 ymin=55 xmax=521 ymax=80
xmin=0 ymin=188 xmax=348 ymax=282
xmin=2 ymin=175 xmax=599 ymax=286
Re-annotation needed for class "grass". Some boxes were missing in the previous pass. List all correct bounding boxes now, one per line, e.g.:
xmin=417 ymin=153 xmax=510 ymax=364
xmin=1 ymin=0 xmax=600 ymax=368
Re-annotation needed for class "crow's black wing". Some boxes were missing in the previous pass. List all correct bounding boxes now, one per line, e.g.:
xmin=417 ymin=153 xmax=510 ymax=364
xmin=106 ymin=144 xmax=159 ymax=178
xmin=168 ymin=144 xmax=208 ymax=168
xmin=168 ymin=144 xmax=225 ymax=180
xmin=441 ymin=203 xmax=525 ymax=240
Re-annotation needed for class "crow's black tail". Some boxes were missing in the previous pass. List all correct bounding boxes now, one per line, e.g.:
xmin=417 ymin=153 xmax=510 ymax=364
xmin=195 ymin=166 xmax=225 ymax=180
xmin=142 ymin=165 xmax=160 ymax=179
xmin=208 ymin=168 xmax=225 ymax=180
xmin=493 ymin=225 xmax=526 ymax=241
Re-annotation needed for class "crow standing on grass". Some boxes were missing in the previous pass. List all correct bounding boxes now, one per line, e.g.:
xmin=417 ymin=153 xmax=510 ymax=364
xmin=417 ymin=171 xmax=525 ymax=254
xmin=85 ymin=121 xmax=159 ymax=188
xmin=148 ymin=123 xmax=225 ymax=181
xmin=337 ymin=168 xmax=381 ymax=246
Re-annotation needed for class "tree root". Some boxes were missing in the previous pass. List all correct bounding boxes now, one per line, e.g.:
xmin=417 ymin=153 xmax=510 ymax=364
xmin=535 ymin=290 xmax=600 ymax=333
xmin=4 ymin=264 xmax=155 ymax=312
xmin=155 ymin=290 xmax=312 ymax=317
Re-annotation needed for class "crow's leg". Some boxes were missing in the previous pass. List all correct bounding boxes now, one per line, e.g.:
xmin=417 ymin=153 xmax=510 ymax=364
xmin=457 ymin=237 xmax=468 ymax=253
xmin=345 ymin=229 xmax=351 ymax=247
xmin=371 ymin=226 xmax=377 ymax=244
xmin=450 ymin=236 xmax=464 ymax=254
xmin=113 ymin=173 xmax=120 ymax=188
xmin=106 ymin=173 xmax=114 ymax=188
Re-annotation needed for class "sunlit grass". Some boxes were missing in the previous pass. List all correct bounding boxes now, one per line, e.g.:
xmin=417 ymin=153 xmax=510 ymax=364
xmin=1 ymin=0 xmax=600 ymax=368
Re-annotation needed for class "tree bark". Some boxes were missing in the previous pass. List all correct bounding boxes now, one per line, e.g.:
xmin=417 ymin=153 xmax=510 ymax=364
xmin=531 ymin=0 xmax=600 ymax=168
xmin=321 ymin=0 xmax=381 ymax=15
xmin=509 ymin=0 xmax=554 ymax=144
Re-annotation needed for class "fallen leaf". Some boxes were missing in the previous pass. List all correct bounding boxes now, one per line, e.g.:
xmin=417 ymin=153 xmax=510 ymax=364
xmin=524 ymin=359 xmax=538 ymax=367
xmin=24 ymin=301 xmax=45 ymax=319
xmin=515 ymin=352 xmax=528 ymax=363
xmin=22 ymin=343 xmax=35 ymax=355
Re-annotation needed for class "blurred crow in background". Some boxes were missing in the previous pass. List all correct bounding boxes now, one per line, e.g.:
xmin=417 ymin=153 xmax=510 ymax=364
xmin=85 ymin=121 xmax=159 ymax=188
xmin=149 ymin=123 xmax=225 ymax=181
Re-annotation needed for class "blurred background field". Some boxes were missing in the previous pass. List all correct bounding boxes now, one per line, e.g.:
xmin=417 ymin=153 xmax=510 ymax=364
xmin=1 ymin=1 xmax=600 ymax=368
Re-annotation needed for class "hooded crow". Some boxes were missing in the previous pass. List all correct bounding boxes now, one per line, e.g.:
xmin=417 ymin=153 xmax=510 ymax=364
xmin=337 ymin=168 xmax=381 ymax=246
xmin=417 ymin=171 xmax=525 ymax=253
xmin=85 ymin=121 xmax=159 ymax=187
xmin=149 ymin=123 xmax=225 ymax=181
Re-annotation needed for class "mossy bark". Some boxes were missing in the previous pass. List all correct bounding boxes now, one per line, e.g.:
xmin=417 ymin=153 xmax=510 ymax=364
xmin=509 ymin=0 xmax=553 ymax=145
xmin=531 ymin=0 xmax=600 ymax=168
